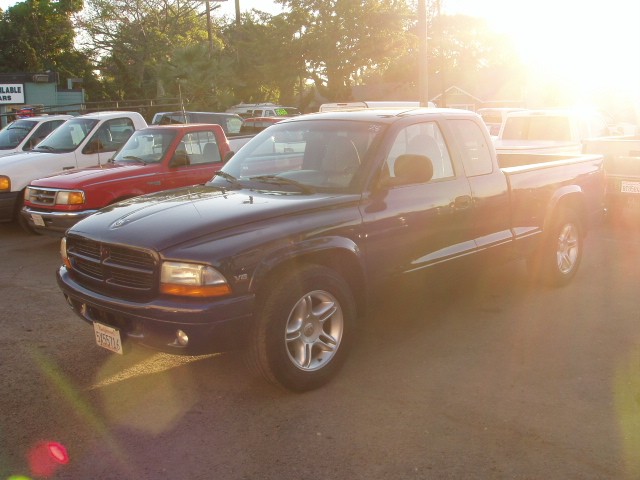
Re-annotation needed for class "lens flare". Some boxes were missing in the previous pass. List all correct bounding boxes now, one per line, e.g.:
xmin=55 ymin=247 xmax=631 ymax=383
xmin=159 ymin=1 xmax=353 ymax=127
xmin=28 ymin=441 xmax=69 ymax=478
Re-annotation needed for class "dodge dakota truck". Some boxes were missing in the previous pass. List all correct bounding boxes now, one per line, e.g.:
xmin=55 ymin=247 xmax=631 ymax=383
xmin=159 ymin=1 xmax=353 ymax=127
xmin=21 ymin=123 xmax=233 ymax=235
xmin=56 ymin=108 xmax=605 ymax=392
xmin=584 ymin=134 xmax=640 ymax=213
xmin=0 ymin=111 xmax=147 ymax=228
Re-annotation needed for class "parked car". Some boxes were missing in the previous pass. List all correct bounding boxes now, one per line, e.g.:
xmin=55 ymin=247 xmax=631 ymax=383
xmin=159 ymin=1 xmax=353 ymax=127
xmin=318 ymin=101 xmax=435 ymax=112
xmin=56 ymin=108 xmax=604 ymax=392
xmin=0 ymin=114 xmax=72 ymax=158
xmin=584 ymin=134 xmax=640 ymax=213
xmin=226 ymin=103 xmax=300 ymax=118
xmin=150 ymin=111 xmax=244 ymax=137
xmin=21 ymin=123 xmax=234 ymax=235
xmin=0 ymin=111 xmax=147 ymax=228
xmin=494 ymin=109 xmax=610 ymax=154
xmin=239 ymin=116 xmax=285 ymax=134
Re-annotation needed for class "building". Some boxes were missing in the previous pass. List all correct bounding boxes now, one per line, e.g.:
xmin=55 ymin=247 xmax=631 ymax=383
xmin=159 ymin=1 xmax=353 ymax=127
xmin=0 ymin=72 xmax=85 ymax=127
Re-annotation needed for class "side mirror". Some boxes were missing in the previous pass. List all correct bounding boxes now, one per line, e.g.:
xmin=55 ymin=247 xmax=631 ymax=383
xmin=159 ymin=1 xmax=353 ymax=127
xmin=223 ymin=151 xmax=235 ymax=162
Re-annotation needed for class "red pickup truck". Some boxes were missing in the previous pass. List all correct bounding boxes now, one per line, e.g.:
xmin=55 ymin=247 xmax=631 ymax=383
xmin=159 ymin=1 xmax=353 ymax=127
xmin=21 ymin=123 xmax=232 ymax=235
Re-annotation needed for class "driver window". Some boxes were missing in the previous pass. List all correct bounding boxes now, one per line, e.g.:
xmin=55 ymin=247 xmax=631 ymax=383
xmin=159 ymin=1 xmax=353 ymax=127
xmin=383 ymin=122 xmax=454 ymax=182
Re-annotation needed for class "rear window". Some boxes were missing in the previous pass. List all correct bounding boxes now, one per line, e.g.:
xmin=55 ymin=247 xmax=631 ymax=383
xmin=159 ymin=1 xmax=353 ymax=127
xmin=502 ymin=116 xmax=572 ymax=142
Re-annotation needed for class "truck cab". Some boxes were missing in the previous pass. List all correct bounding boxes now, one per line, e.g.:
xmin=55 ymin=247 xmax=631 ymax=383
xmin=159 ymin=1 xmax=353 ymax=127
xmin=0 ymin=114 xmax=72 ymax=157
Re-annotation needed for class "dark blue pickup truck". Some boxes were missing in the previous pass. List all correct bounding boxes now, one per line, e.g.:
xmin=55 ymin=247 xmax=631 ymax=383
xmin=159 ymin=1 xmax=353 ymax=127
xmin=56 ymin=108 xmax=605 ymax=391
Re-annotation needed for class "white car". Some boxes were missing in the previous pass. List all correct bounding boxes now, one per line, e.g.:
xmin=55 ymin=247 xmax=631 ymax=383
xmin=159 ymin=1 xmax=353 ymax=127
xmin=0 ymin=114 xmax=72 ymax=158
xmin=0 ymin=111 xmax=148 ymax=228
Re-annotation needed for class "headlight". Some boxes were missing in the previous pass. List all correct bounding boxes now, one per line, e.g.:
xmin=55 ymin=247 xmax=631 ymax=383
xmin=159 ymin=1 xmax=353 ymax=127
xmin=24 ymin=188 xmax=85 ymax=205
xmin=56 ymin=190 xmax=85 ymax=205
xmin=0 ymin=175 xmax=10 ymax=192
xmin=160 ymin=261 xmax=231 ymax=297
xmin=60 ymin=237 xmax=71 ymax=269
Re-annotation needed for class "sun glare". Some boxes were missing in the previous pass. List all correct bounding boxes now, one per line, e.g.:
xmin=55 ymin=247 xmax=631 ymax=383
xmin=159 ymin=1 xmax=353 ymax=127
xmin=448 ymin=0 xmax=640 ymax=108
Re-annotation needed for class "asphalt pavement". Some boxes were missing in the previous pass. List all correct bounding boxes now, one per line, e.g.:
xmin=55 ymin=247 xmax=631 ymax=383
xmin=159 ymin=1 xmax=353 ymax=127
xmin=0 ymin=208 xmax=638 ymax=479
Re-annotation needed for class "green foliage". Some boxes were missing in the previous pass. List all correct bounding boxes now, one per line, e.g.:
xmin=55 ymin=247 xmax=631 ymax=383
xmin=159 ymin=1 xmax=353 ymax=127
xmin=0 ymin=0 xmax=84 ymax=72
xmin=157 ymin=43 xmax=237 ymax=111
xmin=0 ymin=0 xmax=526 ymax=111
xmin=275 ymin=0 xmax=415 ymax=101
xmin=76 ymin=0 xmax=210 ymax=100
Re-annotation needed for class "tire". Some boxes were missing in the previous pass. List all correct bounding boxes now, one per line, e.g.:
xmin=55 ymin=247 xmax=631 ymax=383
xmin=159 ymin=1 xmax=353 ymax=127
xmin=246 ymin=264 xmax=356 ymax=392
xmin=529 ymin=208 xmax=583 ymax=287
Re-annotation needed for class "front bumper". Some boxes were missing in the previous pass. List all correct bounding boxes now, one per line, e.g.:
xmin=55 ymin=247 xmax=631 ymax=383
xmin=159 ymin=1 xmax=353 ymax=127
xmin=57 ymin=266 xmax=256 ymax=355
xmin=0 ymin=191 xmax=20 ymax=222
xmin=21 ymin=206 xmax=97 ymax=235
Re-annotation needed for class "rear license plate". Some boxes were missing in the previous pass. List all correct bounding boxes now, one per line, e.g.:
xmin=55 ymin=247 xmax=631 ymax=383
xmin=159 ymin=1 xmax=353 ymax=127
xmin=30 ymin=213 xmax=45 ymax=227
xmin=93 ymin=322 xmax=123 ymax=354
xmin=621 ymin=181 xmax=640 ymax=194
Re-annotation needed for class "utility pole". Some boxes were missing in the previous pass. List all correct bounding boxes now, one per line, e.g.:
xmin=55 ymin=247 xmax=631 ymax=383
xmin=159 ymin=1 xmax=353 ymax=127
xmin=235 ymin=0 xmax=240 ymax=26
xmin=205 ymin=0 xmax=214 ymax=57
xmin=206 ymin=0 xmax=229 ymax=57
xmin=418 ymin=0 xmax=429 ymax=107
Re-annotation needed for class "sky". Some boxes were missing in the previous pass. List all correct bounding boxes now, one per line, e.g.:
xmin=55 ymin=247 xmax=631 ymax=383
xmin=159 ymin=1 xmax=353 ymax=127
xmin=1 ymin=0 xmax=638 ymax=109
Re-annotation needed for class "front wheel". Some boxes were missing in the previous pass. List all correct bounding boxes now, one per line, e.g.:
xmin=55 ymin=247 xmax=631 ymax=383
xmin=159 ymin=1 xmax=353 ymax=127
xmin=528 ymin=208 xmax=583 ymax=287
xmin=246 ymin=264 xmax=356 ymax=392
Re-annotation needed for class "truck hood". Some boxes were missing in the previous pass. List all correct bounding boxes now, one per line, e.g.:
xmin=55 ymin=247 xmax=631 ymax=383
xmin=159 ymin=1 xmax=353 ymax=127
xmin=0 ymin=150 xmax=52 ymax=168
xmin=30 ymin=163 xmax=146 ymax=189
xmin=70 ymin=185 xmax=359 ymax=251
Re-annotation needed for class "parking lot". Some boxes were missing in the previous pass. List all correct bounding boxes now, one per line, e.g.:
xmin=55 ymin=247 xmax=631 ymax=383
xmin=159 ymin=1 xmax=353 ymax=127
xmin=1 ymin=208 xmax=639 ymax=479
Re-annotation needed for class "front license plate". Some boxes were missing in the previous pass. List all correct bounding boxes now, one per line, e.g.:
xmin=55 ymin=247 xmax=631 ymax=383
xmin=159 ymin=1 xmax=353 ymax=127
xmin=621 ymin=181 xmax=640 ymax=194
xmin=30 ymin=213 xmax=45 ymax=227
xmin=93 ymin=322 xmax=123 ymax=354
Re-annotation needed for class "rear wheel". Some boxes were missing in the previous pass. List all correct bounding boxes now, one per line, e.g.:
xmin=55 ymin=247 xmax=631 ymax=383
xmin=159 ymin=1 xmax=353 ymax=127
xmin=246 ymin=264 xmax=356 ymax=392
xmin=529 ymin=208 xmax=582 ymax=286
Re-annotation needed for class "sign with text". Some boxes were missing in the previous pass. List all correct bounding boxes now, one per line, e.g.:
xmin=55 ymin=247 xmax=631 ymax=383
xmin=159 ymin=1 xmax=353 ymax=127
xmin=0 ymin=84 xmax=25 ymax=104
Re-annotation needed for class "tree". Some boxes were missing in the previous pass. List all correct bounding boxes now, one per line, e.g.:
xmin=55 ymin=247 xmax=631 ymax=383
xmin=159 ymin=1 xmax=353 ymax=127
xmin=221 ymin=9 xmax=306 ymax=106
xmin=377 ymin=12 xmax=524 ymax=103
xmin=156 ymin=42 xmax=238 ymax=111
xmin=76 ymin=0 xmax=211 ymax=100
xmin=274 ymin=0 xmax=415 ymax=101
xmin=0 ymin=0 xmax=85 ymax=73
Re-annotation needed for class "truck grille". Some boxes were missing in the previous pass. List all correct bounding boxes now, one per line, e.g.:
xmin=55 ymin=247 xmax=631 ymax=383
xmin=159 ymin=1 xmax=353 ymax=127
xmin=66 ymin=235 xmax=158 ymax=298
xmin=27 ymin=187 xmax=57 ymax=206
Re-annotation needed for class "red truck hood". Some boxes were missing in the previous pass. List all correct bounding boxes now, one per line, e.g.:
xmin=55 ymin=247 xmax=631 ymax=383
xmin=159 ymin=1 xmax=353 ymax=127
xmin=30 ymin=162 xmax=150 ymax=189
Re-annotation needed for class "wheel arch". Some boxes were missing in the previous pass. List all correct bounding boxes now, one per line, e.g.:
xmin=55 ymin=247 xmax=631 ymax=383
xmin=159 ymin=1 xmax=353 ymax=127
xmin=250 ymin=237 xmax=368 ymax=318
xmin=544 ymin=186 xmax=588 ymax=237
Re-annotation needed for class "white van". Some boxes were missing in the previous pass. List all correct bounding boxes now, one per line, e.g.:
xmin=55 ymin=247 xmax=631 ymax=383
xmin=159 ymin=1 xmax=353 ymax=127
xmin=318 ymin=101 xmax=435 ymax=112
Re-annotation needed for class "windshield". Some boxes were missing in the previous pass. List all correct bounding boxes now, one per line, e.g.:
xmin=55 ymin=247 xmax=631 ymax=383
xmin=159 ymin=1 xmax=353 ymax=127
xmin=209 ymin=119 xmax=384 ymax=193
xmin=34 ymin=118 xmax=99 ymax=152
xmin=0 ymin=120 xmax=37 ymax=149
xmin=112 ymin=130 xmax=177 ymax=164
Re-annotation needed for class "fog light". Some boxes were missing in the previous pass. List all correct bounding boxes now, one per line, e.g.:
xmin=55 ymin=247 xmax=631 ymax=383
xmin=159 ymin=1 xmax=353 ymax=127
xmin=176 ymin=329 xmax=189 ymax=346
